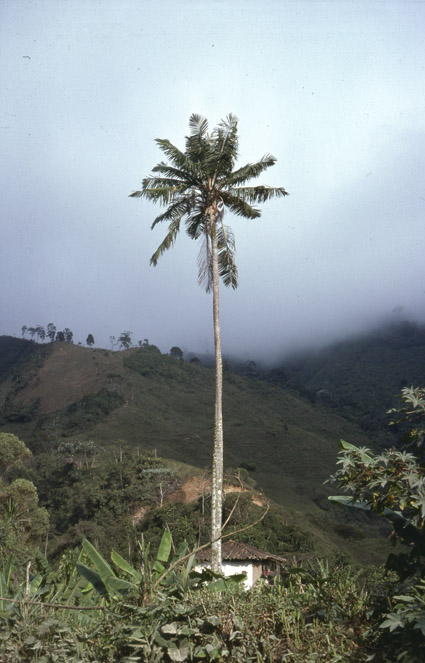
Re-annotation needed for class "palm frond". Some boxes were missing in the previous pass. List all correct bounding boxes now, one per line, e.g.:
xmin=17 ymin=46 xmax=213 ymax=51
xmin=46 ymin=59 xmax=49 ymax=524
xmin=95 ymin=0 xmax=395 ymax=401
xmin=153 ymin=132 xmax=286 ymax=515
xmin=151 ymin=165 xmax=200 ymax=189
xmin=189 ymin=113 xmax=209 ymax=137
xmin=225 ymin=154 xmax=277 ymax=186
xmin=197 ymin=226 xmax=213 ymax=292
xmin=186 ymin=210 xmax=208 ymax=240
xmin=141 ymin=175 xmax=186 ymax=189
xmin=186 ymin=114 xmax=213 ymax=169
xmin=221 ymin=191 xmax=262 ymax=218
xmin=151 ymin=197 xmax=193 ymax=228
xmin=232 ymin=185 xmax=289 ymax=203
xmin=150 ymin=217 xmax=182 ymax=266
xmin=211 ymin=114 xmax=239 ymax=177
xmin=217 ymin=221 xmax=238 ymax=289
xmin=129 ymin=185 xmax=176 ymax=205
xmin=156 ymin=139 xmax=200 ymax=177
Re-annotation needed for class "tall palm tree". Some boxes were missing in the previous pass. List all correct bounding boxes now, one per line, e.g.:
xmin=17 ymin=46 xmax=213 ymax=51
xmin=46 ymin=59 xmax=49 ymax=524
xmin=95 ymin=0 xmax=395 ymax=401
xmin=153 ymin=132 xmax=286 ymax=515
xmin=130 ymin=114 xmax=288 ymax=571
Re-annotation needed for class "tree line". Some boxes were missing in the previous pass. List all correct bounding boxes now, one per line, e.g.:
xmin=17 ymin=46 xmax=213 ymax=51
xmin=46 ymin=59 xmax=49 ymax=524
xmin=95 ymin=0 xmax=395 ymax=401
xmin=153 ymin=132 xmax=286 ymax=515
xmin=19 ymin=324 xmax=187 ymax=357
xmin=21 ymin=324 xmax=75 ymax=344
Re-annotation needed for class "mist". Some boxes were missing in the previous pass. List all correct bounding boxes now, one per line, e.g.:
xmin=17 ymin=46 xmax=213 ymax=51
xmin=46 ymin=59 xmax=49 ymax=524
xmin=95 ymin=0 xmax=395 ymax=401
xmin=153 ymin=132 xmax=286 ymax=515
xmin=1 ymin=1 xmax=424 ymax=363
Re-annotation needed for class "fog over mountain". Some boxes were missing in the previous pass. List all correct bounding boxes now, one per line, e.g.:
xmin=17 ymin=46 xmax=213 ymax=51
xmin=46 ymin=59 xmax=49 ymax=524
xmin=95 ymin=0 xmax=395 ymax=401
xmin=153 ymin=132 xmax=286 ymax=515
xmin=2 ymin=1 xmax=425 ymax=362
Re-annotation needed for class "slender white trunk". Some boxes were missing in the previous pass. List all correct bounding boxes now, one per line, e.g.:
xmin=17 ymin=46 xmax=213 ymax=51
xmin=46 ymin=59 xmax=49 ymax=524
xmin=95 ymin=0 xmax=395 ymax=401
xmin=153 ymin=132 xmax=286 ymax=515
xmin=210 ymin=208 xmax=223 ymax=573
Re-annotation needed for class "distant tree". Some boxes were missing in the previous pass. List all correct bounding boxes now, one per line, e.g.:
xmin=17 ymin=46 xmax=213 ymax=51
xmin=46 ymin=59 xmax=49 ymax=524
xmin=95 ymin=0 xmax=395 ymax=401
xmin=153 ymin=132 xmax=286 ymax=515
xmin=46 ymin=323 xmax=56 ymax=342
xmin=64 ymin=328 xmax=73 ymax=343
xmin=28 ymin=326 xmax=37 ymax=341
xmin=86 ymin=333 xmax=95 ymax=347
xmin=118 ymin=331 xmax=133 ymax=349
xmin=21 ymin=325 xmax=27 ymax=338
xmin=0 ymin=433 xmax=32 ymax=479
xmin=109 ymin=335 xmax=117 ymax=351
xmin=55 ymin=330 xmax=65 ymax=342
xmin=57 ymin=440 xmax=97 ymax=470
xmin=130 ymin=113 xmax=288 ymax=571
xmin=36 ymin=325 xmax=45 ymax=343
xmin=190 ymin=357 xmax=201 ymax=364
xmin=170 ymin=346 xmax=183 ymax=359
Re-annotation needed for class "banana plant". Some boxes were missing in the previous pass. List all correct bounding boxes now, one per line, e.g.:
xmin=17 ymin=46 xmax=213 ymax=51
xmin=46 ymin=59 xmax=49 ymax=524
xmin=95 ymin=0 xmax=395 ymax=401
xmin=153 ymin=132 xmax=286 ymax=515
xmin=76 ymin=538 xmax=136 ymax=599
xmin=76 ymin=531 xmax=245 ymax=602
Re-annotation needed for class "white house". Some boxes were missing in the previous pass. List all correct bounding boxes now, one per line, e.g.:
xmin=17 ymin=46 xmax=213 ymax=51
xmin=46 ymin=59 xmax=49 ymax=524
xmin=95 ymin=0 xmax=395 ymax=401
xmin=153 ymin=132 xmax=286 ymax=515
xmin=195 ymin=540 xmax=288 ymax=588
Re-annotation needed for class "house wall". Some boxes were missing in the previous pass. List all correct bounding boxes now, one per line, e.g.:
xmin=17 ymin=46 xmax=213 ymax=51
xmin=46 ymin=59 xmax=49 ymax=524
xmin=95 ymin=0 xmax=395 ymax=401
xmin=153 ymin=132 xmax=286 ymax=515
xmin=252 ymin=563 xmax=263 ymax=585
xmin=222 ymin=561 xmax=253 ymax=588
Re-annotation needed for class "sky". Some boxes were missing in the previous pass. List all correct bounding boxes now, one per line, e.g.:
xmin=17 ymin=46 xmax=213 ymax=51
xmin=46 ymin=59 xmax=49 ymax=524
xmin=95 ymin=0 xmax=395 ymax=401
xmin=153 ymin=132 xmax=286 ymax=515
xmin=1 ymin=0 xmax=425 ymax=362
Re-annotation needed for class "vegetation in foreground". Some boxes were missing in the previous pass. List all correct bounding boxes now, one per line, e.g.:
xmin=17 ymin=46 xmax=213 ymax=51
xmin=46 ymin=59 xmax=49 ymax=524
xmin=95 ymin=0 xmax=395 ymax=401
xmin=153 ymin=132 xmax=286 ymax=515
xmin=1 ymin=387 xmax=424 ymax=661
xmin=0 ymin=530 xmax=386 ymax=662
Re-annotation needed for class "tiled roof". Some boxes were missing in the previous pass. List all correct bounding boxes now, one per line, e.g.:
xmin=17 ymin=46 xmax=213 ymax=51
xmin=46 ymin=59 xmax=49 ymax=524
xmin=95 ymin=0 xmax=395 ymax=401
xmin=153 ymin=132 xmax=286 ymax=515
xmin=195 ymin=540 xmax=287 ymax=563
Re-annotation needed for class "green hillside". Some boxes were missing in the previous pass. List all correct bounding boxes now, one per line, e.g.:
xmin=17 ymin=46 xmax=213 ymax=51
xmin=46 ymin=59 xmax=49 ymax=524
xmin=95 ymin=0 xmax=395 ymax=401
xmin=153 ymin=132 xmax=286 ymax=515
xmin=0 ymin=337 xmax=370 ymax=509
xmin=0 ymin=334 xmax=405 ymax=564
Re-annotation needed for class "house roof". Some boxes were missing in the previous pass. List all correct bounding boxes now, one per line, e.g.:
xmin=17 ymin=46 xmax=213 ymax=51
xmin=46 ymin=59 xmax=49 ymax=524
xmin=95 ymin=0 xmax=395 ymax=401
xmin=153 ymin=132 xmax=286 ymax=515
xmin=195 ymin=540 xmax=287 ymax=564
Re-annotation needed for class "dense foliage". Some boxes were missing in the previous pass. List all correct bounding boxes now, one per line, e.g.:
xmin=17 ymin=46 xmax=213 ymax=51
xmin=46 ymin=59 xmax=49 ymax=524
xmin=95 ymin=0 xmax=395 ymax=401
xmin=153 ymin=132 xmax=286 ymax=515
xmin=0 ymin=433 xmax=49 ymax=566
xmin=34 ymin=446 xmax=179 ymax=560
xmin=2 ymin=368 xmax=425 ymax=661
xmin=0 ymin=531 xmax=380 ymax=662
xmin=329 ymin=386 xmax=425 ymax=662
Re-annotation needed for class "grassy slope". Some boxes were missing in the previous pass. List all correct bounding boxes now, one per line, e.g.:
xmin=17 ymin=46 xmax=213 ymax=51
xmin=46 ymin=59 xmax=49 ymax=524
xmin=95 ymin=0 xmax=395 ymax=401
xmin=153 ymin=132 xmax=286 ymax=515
xmin=0 ymin=337 xmax=394 ymax=563
xmin=0 ymin=339 xmax=369 ymax=507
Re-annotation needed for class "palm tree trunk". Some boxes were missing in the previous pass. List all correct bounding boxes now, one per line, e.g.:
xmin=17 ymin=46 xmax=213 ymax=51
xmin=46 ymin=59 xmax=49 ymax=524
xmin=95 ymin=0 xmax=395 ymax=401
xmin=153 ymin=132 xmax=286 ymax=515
xmin=210 ymin=209 xmax=223 ymax=573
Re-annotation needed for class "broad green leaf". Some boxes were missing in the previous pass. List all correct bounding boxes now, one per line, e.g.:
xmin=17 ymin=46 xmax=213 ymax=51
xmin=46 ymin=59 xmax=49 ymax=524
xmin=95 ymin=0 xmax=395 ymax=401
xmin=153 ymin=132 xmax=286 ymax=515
xmin=82 ymin=538 xmax=115 ymax=582
xmin=208 ymin=573 xmax=246 ymax=592
xmin=172 ymin=540 xmax=189 ymax=563
xmin=29 ymin=573 xmax=43 ymax=592
xmin=156 ymin=530 xmax=172 ymax=564
xmin=152 ymin=560 xmax=166 ymax=575
xmin=111 ymin=550 xmax=142 ymax=581
xmin=185 ymin=553 xmax=196 ymax=575
xmin=393 ymin=594 xmax=415 ymax=602
xmin=339 ymin=440 xmax=372 ymax=462
xmin=380 ymin=614 xmax=405 ymax=631
xmin=107 ymin=576 xmax=135 ymax=595
xmin=76 ymin=562 xmax=107 ymax=596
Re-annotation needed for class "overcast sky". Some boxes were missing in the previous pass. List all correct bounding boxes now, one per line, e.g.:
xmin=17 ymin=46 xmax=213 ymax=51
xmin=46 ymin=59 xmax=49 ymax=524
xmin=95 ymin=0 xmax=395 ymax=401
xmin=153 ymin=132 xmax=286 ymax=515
xmin=1 ymin=0 xmax=425 ymax=361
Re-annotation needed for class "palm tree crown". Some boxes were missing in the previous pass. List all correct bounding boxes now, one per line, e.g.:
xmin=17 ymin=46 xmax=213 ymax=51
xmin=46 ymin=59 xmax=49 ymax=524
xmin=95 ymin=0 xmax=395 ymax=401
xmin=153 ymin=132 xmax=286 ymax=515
xmin=130 ymin=113 xmax=288 ymax=290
